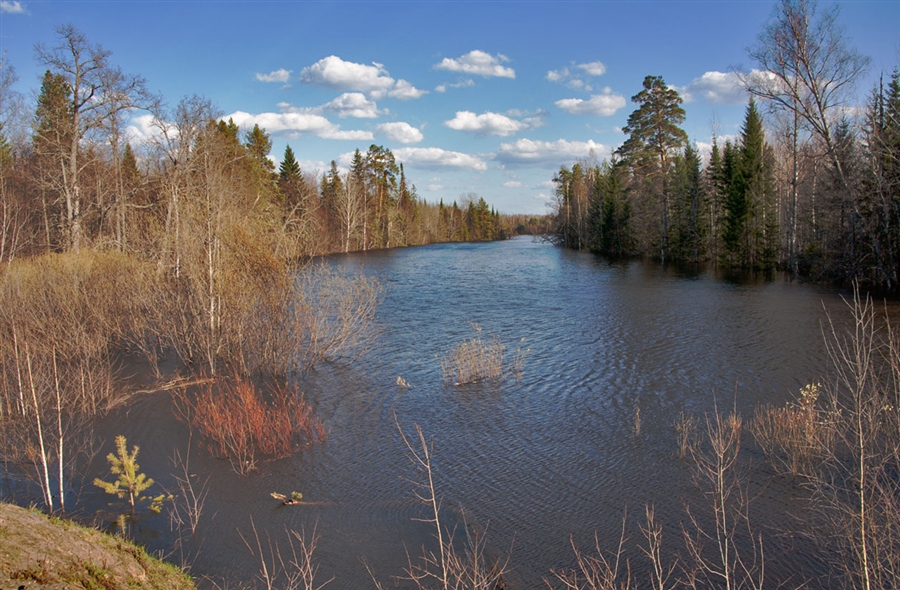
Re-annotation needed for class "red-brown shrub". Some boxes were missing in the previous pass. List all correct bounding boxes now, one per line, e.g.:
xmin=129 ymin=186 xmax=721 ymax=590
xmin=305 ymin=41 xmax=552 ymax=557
xmin=178 ymin=375 xmax=325 ymax=475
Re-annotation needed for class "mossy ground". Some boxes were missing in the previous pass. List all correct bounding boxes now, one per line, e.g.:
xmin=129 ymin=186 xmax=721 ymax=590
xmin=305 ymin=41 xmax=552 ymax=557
xmin=0 ymin=502 xmax=195 ymax=589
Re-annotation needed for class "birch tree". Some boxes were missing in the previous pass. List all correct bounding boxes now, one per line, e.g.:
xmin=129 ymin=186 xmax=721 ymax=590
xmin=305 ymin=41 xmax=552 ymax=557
xmin=34 ymin=24 xmax=147 ymax=250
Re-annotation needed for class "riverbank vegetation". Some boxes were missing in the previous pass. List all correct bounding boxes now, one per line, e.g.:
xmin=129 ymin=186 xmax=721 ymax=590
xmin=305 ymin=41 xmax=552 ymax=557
xmin=549 ymin=0 xmax=900 ymax=292
xmin=0 ymin=19 xmax=527 ymax=511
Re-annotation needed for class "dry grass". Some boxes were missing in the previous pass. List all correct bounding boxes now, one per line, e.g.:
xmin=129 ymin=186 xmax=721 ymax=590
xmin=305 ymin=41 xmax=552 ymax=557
xmin=675 ymin=411 xmax=698 ymax=460
xmin=440 ymin=325 xmax=524 ymax=386
xmin=751 ymin=383 xmax=836 ymax=478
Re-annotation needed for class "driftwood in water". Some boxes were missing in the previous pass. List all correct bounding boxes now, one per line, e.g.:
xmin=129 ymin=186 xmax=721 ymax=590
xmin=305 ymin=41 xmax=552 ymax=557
xmin=270 ymin=491 xmax=303 ymax=505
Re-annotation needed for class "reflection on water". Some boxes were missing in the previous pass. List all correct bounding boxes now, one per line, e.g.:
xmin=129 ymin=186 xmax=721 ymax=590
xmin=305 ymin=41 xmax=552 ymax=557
xmin=28 ymin=236 xmax=883 ymax=588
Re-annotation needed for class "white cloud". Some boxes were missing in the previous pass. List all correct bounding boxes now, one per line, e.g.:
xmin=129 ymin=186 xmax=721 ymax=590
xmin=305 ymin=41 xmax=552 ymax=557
xmin=503 ymin=181 xmax=524 ymax=188
xmin=494 ymin=138 xmax=611 ymax=168
xmin=394 ymin=147 xmax=487 ymax=170
xmin=256 ymin=68 xmax=292 ymax=83
xmin=300 ymin=55 xmax=426 ymax=99
xmin=546 ymin=67 xmax=569 ymax=82
xmin=434 ymin=50 xmax=515 ymax=79
xmin=227 ymin=109 xmax=374 ymax=141
xmin=322 ymin=92 xmax=386 ymax=118
xmin=443 ymin=111 xmax=531 ymax=137
xmin=427 ymin=183 xmax=444 ymax=191
xmin=0 ymin=1 xmax=25 ymax=13
xmin=577 ymin=61 xmax=607 ymax=76
xmin=301 ymin=55 xmax=393 ymax=92
xmin=377 ymin=122 xmax=424 ymax=144
xmin=383 ymin=79 xmax=428 ymax=100
xmin=297 ymin=159 xmax=329 ymax=174
xmin=680 ymin=71 xmax=748 ymax=105
xmin=124 ymin=113 xmax=167 ymax=145
xmin=321 ymin=128 xmax=374 ymax=141
xmin=555 ymin=88 xmax=626 ymax=116
xmin=548 ymin=61 xmax=607 ymax=88
xmin=435 ymin=79 xmax=475 ymax=93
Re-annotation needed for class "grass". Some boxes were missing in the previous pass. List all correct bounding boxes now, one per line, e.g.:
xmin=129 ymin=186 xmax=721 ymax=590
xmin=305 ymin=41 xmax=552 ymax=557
xmin=440 ymin=325 xmax=526 ymax=386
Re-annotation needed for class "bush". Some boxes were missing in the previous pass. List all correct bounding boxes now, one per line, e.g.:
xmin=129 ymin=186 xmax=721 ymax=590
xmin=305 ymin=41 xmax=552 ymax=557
xmin=751 ymin=383 xmax=837 ymax=478
xmin=440 ymin=325 xmax=505 ymax=385
xmin=175 ymin=375 xmax=326 ymax=475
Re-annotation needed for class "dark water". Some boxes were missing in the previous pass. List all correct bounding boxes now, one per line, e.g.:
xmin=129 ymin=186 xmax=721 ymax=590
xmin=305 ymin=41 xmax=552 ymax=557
xmin=47 ymin=237 xmax=876 ymax=587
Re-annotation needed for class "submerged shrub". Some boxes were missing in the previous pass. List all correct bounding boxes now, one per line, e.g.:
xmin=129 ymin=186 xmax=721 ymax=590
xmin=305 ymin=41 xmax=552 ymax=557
xmin=175 ymin=375 xmax=326 ymax=475
xmin=440 ymin=325 xmax=507 ymax=385
xmin=751 ymin=383 xmax=837 ymax=478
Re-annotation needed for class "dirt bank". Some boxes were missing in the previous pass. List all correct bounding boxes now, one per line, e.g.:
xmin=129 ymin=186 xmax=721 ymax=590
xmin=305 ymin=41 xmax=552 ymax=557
xmin=0 ymin=502 xmax=195 ymax=589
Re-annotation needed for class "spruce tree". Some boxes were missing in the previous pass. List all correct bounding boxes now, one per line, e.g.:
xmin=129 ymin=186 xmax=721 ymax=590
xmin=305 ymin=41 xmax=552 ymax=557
xmin=244 ymin=123 xmax=274 ymax=172
xmin=705 ymin=138 xmax=724 ymax=259
xmin=278 ymin=144 xmax=304 ymax=210
xmin=723 ymin=99 xmax=777 ymax=268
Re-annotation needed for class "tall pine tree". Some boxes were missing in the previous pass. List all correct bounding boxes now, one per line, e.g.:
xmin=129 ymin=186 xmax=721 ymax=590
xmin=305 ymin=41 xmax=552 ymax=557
xmin=616 ymin=75 xmax=688 ymax=260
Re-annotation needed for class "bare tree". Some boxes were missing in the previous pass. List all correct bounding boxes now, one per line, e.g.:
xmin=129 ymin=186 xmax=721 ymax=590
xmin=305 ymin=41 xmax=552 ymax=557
xmin=149 ymin=94 xmax=219 ymax=278
xmin=744 ymin=0 xmax=869 ymax=194
xmin=34 ymin=24 xmax=148 ymax=250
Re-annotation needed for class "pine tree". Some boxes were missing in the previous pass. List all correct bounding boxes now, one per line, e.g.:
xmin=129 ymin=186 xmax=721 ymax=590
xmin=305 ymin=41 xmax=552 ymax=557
xmin=616 ymin=76 xmax=688 ymax=172
xmin=93 ymin=435 xmax=168 ymax=517
xmin=615 ymin=75 xmax=688 ymax=260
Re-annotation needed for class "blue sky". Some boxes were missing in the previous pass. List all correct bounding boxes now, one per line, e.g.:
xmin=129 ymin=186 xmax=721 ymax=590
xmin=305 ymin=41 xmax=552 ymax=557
xmin=1 ymin=1 xmax=898 ymax=215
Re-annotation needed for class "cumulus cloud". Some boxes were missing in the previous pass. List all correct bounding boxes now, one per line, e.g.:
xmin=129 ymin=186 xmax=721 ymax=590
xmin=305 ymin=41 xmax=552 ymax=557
xmin=503 ymin=181 xmax=524 ymax=188
xmin=227 ymin=109 xmax=373 ymax=141
xmin=577 ymin=61 xmax=607 ymax=76
xmin=256 ymin=68 xmax=292 ymax=83
xmin=435 ymin=79 xmax=475 ymax=93
xmin=300 ymin=55 xmax=426 ymax=100
xmin=679 ymin=71 xmax=748 ymax=105
xmin=124 ymin=113 xmax=167 ymax=145
xmin=393 ymin=147 xmax=487 ymax=170
xmin=443 ymin=111 xmax=532 ymax=137
xmin=494 ymin=138 xmax=611 ymax=168
xmin=322 ymin=92 xmax=386 ymax=118
xmin=555 ymin=88 xmax=626 ymax=116
xmin=434 ymin=50 xmax=515 ymax=79
xmin=381 ymin=79 xmax=428 ymax=100
xmin=377 ymin=122 xmax=424 ymax=144
xmin=0 ymin=1 xmax=26 ymax=13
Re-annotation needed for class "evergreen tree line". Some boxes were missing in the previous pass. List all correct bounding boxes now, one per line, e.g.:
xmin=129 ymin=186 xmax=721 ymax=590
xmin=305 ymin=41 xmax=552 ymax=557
xmin=551 ymin=0 xmax=900 ymax=290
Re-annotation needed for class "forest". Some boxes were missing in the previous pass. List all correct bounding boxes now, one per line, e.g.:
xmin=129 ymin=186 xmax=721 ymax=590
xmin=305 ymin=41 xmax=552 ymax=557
xmin=0 ymin=20 xmax=542 ymax=517
xmin=548 ymin=0 xmax=900 ymax=291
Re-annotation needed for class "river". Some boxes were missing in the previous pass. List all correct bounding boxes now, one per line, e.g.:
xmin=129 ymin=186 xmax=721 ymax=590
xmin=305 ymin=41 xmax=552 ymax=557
xmin=77 ymin=237 xmax=871 ymax=587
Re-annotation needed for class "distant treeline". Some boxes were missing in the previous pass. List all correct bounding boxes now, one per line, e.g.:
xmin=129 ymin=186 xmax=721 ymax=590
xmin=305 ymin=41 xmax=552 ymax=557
xmin=549 ymin=1 xmax=900 ymax=291
xmin=0 ymin=26 xmax=538 ymax=265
